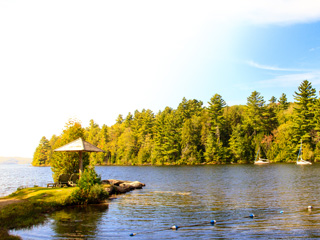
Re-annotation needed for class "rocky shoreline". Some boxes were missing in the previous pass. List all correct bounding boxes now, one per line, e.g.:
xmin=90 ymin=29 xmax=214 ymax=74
xmin=102 ymin=179 xmax=146 ymax=195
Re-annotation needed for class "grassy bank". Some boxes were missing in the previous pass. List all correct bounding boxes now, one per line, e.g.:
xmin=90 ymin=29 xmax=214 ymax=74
xmin=0 ymin=186 xmax=108 ymax=239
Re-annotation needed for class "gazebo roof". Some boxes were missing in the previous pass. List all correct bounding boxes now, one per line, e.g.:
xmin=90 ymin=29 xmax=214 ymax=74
xmin=54 ymin=138 xmax=104 ymax=152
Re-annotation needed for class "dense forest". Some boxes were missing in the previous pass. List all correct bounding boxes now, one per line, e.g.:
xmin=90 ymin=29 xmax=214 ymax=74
xmin=32 ymin=80 xmax=320 ymax=166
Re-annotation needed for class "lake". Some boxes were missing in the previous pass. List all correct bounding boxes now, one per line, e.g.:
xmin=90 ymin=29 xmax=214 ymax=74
xmin=2 ymin=164 xmax=320 ymax=239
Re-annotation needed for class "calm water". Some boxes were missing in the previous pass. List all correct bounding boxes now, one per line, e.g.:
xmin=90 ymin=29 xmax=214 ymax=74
xmin=2 ymin=164 xmax=320 ymax=239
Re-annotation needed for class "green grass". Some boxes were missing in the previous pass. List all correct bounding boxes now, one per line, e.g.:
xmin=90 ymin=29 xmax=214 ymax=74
xmin=0 ymin=187 xmax=77 ymax=239
xmin=0 ymin=183 xmax=109 ymax=239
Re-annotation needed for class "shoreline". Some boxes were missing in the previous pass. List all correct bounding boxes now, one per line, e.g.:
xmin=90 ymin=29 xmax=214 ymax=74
xmin=0 ymin=179 xmax=145 ymax=240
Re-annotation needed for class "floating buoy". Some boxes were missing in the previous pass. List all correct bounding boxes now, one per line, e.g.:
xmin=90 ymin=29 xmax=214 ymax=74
xmin=210 ymin=220 xmax=216 ymax=225
xmin=249 ymin=214 xmax=255 ymax=218
xmin=129 ymin=233 xmax=137 ymax=237
xmin=280 ymin=211 xmax=284 ymax=214
xmin=171 ymin=225 xmax=179 ymax=230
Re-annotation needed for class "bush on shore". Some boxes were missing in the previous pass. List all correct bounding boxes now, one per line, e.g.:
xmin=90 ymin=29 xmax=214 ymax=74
xmin=67 ymin=166 xmax=108 ymax=205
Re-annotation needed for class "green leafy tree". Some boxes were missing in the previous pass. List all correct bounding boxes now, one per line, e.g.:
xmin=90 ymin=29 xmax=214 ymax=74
xmin=85 ymin=120 xmax=101 ymax=165
xmin=180 ymin=116 xmax=202 ymax=164
xmin=96 ymin=124 xmax=110 ymax=165
xmin=32 ymin=136 xmax=51 ymax=166
xmin=229 ymin=124 xmax=252 ymax=163
xmin=137 ymin=134 xmax=153 ymax=165
xmin=106 ymin=122 xmax=124 ymax=164
xmin=269 ymin=122 xmax=296 ymax=162
xmin=51 ymin=119 xmax=87 ymax=181
xmin=131 ymin=109 xmax=155 ymax=153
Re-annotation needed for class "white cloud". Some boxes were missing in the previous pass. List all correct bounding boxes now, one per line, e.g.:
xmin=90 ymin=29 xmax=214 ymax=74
xmin=247 ymin=61 xmax=320 ymax=88
xmin=247 ymin=61 xmax=309 ymax=72
xmin=257 ymin=71 xmax=320 ymax=89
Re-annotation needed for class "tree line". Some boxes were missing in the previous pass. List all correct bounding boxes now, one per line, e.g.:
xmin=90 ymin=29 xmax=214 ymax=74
xmin=32 ymin=80 xmax=320 ymax=167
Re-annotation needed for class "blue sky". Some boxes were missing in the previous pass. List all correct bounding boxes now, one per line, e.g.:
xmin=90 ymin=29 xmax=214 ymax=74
xmin=1 ymin=0 xmax=320 ymax=157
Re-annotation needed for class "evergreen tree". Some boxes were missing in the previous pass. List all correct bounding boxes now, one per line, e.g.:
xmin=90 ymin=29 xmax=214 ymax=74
xmin=269 ymin=96 xmax=277 ymax=104
xmin=293 ymin=80 xmax=317 ymax=143
xmin=244 ymin=91 xmax=266 ymax=135
xmin=208 ymin=94 xmax=226 ymax=139
xmin=131 ymin=109 xmax=154 ymax=151
xmin=229 ymin=124 xmax=252 ymax=163
xmin=116 ymin=114 xmax=123 ymax=124
xmin=278 ymin=93 xmax=289 ymax=110
xmin=205 ymin=94 xmax=227 ymax=163
xmin=124 ymin=112 xmax=133 ymax=127
xmin=265 ymin=99 xmax=279 ymax=135
xmin=32 ymin=136 xmax=51 ymax=166
xmin=177 ymin=97 xmax=203 ymax=122
xmin=180 ymin=116 xmax=202 ymax=164
xmin=152 ymin=107 xmax=181 ymax=164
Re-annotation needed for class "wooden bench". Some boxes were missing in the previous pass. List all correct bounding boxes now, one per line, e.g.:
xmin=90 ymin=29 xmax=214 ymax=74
xmin=47 ymin=183 xmax=57 ymax=188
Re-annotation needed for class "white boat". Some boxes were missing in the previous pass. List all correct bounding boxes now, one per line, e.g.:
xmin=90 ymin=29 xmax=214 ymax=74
xmin=296 ymin=140 xmax=312 ymax=165
xmin=254 ymin=148 xmax=270 ymax=165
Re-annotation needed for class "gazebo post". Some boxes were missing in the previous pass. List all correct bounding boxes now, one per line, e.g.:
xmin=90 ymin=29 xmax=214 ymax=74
xmin=79 ymin=151 xmax=83 ymax=177
xmin=54 ymin=138 xmax=104 ymax=179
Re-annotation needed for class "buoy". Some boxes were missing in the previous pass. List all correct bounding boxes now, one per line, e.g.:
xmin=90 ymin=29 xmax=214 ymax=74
xmin=249 ymin=214 xmax=255 ymax=218
xmin=129 ymin=233 xmax=136 ymax=237
xmin=171 ymin=225 xmax=179 ymax=230
xmin=280 ymin=211 xmax=284 ymax=214
xmin=210 ymin=220 xmax=216 ymax=225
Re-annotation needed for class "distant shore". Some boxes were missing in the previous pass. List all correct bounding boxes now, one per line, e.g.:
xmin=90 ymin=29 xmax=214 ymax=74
xmin=0 ymin=157 xmax=32 ymax=165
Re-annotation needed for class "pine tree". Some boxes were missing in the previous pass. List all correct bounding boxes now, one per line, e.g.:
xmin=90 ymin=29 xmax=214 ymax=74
xmin=269 ymin=96 xmax=277 ymax=104
xmin=293 ymin=80 xmax=317 ymax=143
xmin=244 ymin=91 xmax=267 ymax=136
xmin=180 ymin=116 xmax=202 ymax=164
xmin=208 ymin=94 xmax=226 ymax=138
xmin=278 ymin=93 xmax=289 ymax=110
xmin=177 ymin=97 xmax=203 ymax=122
xmin=205 ymin=94 xmax=227 ymax=162
xmin=152 ymin=107 xmax=181 ymax=165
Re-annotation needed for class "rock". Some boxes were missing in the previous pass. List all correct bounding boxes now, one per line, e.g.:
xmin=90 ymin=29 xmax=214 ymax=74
xmin=128 ymin=181 xmax=145 ymax=189
xmin=102 ymin=179 xmax=145 ymax=196
xmin=113 ymin=185 xmax=131 ymax=193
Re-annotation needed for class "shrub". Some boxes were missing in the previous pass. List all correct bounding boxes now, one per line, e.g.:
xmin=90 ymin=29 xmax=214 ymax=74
xmin=68 ymin=166 xmax=108 ymax=205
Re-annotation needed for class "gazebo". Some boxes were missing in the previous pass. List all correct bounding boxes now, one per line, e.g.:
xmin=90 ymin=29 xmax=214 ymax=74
xmin=54 ymin=138 xmax=104 ymax=177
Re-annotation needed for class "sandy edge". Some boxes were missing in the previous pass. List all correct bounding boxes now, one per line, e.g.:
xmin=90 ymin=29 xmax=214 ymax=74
xmin=0 ymin=199 xmax=24 ymax=210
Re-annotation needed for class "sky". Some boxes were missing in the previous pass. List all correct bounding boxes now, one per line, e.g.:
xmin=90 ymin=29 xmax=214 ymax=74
xmin=1 ymin=0 xmax=320 ymax=158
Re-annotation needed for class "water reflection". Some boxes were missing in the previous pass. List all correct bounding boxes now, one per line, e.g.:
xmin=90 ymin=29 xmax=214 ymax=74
xmin=7 ymin=164 xmax=320 ymax=239
xmin=50 ymin=204 xmax=108 ymax=239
